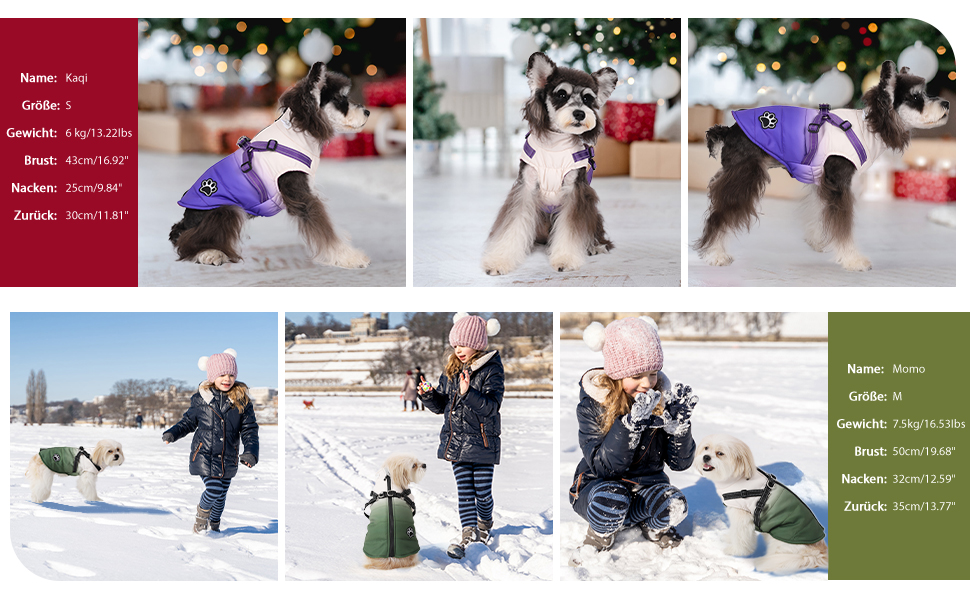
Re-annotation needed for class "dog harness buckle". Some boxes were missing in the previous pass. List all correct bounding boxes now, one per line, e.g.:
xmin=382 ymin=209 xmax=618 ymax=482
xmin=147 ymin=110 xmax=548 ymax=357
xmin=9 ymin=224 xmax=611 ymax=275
xmin=807 ymin=122 xmax=821 ymax=134
xmin=240 ymin=159 xmax=253 ymax=173
xmin=838 ymin=120 xmax=853 ymax=132
xmin=266 ymin=139 xmax=279 ymax=152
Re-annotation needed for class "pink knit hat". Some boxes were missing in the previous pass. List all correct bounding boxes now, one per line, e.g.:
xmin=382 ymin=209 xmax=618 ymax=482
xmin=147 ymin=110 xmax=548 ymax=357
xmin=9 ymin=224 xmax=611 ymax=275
xmin=584 ymin=317 xmax=662 ymax=379
xmin=198 ymin=348 xmax=238 ymax=382
xmin=449 ymin=312 xmax=501 ymax=351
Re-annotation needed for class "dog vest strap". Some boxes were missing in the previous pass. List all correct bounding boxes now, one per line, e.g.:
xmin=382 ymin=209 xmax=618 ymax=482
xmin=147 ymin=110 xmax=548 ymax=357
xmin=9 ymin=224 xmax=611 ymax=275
xmin=74 ymin=446 xmax=101 ymax=473
xmin=235 ymin=136 xmax=314 ymax=205
xmin=804 ymin=104 xmax=868 ymax=166
xmin=721 ymin=488 xmax=765 ymax=500
xmin=362 ymin=484 xmax=416 ymax=518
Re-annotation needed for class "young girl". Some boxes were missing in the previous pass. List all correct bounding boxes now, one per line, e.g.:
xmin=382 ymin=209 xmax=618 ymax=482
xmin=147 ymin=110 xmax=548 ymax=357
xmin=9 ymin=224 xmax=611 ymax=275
xmin=418 ymin=313 xmax=503 ymax=559
xmin=163 ymin=349 xmax=259 ymax=533
xmin=569 ymin=317 xmax=698 ymax=551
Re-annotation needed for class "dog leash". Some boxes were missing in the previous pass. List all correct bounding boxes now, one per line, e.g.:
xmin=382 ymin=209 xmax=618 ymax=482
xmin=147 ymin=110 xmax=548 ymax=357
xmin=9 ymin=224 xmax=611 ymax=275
xmin=804 ymin=104 xmax=868 ymax=166
xmin=235 ymin=136 xmax=313 ymax=203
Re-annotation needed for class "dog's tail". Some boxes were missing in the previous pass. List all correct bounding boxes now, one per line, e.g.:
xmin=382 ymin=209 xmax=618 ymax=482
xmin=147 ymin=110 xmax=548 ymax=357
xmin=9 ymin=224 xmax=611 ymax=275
xmin=706 ymin=125 xmax=732 ymax=160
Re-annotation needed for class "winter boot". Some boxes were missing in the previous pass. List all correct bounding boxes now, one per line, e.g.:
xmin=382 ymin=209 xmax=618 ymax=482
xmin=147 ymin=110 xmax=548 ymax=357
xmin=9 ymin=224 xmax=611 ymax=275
xmin=210 ymin=520 xmax=221 ymax=532
xmin=446 ymin=526 xmax=481 ymax=559
xmin=639 ymin=523 xmax=683 ymax=548
xmin=477 ymin=518 xmax=493 ymax=544
xmin=193 ymin=505 xmax=211 ymax=533
xmin=583 ymin=525 xmax=616 ymax=551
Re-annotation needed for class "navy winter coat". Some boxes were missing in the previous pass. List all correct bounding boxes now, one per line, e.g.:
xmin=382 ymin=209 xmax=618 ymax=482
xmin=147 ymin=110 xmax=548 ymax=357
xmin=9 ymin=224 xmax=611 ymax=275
xmin=569 ymin=368 xmax=695 ymax=503
xmin=420 ymin=350 xmax=504 ymax=465
xmin=164 ymin=382 xmax=259 ymax=479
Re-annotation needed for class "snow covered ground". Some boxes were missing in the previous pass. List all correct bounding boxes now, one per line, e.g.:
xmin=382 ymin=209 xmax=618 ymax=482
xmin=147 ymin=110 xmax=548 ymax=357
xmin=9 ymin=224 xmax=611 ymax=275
xmin=560 ymin=339 xmax=828 ymax=580
xmin=9 ymin=423 xmax=278 ymax=580
xmin=285 ymin=394 xmax=554 ymax=580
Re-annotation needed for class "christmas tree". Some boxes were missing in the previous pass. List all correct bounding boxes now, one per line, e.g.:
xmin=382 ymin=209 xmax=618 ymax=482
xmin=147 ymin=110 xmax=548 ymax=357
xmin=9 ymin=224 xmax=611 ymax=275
xmin=690 ymin=19 xmax=954 ymax=94
xmin=413 ymin=59 xmax=459 ymax=141
xmin=511 ymin=19 xmax=680 ymax=71
xmin=140 ymin=18 xmax=405 ymax=79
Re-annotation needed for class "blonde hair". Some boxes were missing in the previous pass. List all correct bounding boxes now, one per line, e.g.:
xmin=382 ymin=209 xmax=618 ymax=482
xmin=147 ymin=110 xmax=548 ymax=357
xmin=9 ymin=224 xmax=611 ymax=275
xmin=445 ymin=350 xmax=484 ymax=379
xmin=203 ymin=381 xmax=251 ymax=413
xmin=594 ymin=372 xmax=664 ymax=435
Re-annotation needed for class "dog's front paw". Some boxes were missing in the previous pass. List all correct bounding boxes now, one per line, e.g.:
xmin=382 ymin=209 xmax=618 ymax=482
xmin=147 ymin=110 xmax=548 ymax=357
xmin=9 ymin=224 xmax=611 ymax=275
xmin=702 ymin=249 xmax=734 ymax=267
xmin=315 ymin=245 xmax=370 ymax=269
xmin=550 ymin=253 xmax=585 ymax=272
xmin=587 ymin=244 xmax=611 ymax=256
xmin=838 ymin=253 xmax=872 ymax=272
xmin=482 ymin=256 xmax=515 ymax=276
xmin=195 ymin=249 xmax=231 ymax=266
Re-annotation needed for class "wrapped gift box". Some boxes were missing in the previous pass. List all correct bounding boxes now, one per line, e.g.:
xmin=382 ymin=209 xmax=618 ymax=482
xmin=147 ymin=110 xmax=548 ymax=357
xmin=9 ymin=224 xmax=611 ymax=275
xmin=893 ymin=170 xmax=956 ymax=203
xmin=322 ymin=133 xmax=377 ymax=158
xmin=603 ymin=100 xmax=657 ymax=143
xmin=630 ymin=141 xmax=680 ymax=179
xmin=592 ymin=136 xmax=630 ymax=176
xmin=687 ymin=105 xmax=719 ymax=143
xmin=363 ymin=77 xmax=406 ymax=107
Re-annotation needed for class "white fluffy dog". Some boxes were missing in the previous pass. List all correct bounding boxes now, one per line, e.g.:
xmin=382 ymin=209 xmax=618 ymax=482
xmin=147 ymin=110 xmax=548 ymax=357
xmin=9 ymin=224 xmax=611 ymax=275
xmin=26 ymin=440 xmax=125 ymax=503
xmin=694 ymin=434 xmax=828 ymax=574
xmin=363 ymin=454 xmax=427 ymax=570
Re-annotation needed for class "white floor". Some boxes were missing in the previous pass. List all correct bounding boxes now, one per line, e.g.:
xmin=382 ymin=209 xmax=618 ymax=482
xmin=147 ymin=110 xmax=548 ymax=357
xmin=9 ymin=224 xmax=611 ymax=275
xmin=138 ymin=152 xmax=406 ymax=287
xmin=414 ymin=152 xmax=681 ymax=287
xmin=687 ymin=191 xmax=956 ymax=287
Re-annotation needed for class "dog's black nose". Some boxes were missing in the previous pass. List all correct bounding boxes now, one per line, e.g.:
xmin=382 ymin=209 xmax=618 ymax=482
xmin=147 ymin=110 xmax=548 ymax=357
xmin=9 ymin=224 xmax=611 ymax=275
xmin=572 ymin=109 xmax=586 ymax=121
xmin=942 ymin=100 xmax=950 ymax=110
xmin=703 ymin=455 xmax=711 ymax=462
xmin=364 ymin=109 xmax=371 ymax=117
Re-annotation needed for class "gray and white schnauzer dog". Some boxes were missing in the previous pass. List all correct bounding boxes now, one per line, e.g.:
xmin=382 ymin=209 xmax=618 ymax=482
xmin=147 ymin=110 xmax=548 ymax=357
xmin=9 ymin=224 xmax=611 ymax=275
xmin=482 ymin=52 xmax=618 ymax=275
xmin=170 ymin=62 xmax=371 ymax=268
xmin=695 ymin=60 xmax=949 ymax=271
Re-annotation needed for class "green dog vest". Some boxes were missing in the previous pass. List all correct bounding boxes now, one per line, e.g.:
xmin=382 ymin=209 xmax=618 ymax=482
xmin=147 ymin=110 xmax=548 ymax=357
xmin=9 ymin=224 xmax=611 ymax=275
xmin=38 ymin=447 xmax=82 ymax=476
xmin=362 ymin=474 xmax=420 ymax=560
xmin=723 ymin=468 xmax=826 ymax=545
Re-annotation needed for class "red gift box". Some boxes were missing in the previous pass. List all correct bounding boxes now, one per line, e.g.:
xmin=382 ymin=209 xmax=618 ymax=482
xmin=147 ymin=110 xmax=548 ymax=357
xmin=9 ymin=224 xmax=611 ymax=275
xmin=321 ymin=132 xmax=377 ymax=158
xmin=603 ymin=100 xmax=657 ymax=143
xmin=893 ymin=170 xmax=956 ymax=203
xmin=362 ymin=77 xmax=406 ymax=107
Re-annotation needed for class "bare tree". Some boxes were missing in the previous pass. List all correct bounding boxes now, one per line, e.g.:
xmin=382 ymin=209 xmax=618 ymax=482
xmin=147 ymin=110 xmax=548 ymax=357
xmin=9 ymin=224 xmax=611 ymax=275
xmin=369 ymin=339 xmax=443 ymax=385
xmin=25 ymin=370 xmax=36 ymax=425
xmin=35 ymin=370 xmax=47 ymax=425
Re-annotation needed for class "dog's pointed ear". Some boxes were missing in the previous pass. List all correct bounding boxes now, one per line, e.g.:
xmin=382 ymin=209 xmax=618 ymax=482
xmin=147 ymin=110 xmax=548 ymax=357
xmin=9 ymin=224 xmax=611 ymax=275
xmin=592 ymin=67 xmax=618 ymax=106
xmin=308 ymin=62 xmax=328 ymax=89
xmin=879 ymin=60 xmax=897 ymax=96
xmin=527 ymin=52 xmax=556 ymax=93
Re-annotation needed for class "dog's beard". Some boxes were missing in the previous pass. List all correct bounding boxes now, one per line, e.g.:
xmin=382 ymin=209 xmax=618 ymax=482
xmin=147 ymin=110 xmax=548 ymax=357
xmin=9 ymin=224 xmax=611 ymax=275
xmin=899 ymin=101 xmax=949 ymax=129
xmin=326 ymin=104 xmax=369 ymax=133
xmin=549 ymin=104 xmax=596 ymax=134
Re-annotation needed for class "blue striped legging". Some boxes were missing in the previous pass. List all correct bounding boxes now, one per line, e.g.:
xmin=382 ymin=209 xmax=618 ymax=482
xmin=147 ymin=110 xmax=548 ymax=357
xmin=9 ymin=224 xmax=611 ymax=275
xmin=452 ymin=462 xmax=495 ymax=528
xmin=199 ymin=476 xmax=233 ymax=522
xmin=581 ymin=479 xmax=687 ymax=535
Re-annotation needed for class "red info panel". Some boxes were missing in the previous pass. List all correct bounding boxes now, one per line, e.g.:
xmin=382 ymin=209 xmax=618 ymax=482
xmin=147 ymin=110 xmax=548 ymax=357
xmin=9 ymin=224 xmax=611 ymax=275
xmin=2 ymin=19 xmax=137 ymax=287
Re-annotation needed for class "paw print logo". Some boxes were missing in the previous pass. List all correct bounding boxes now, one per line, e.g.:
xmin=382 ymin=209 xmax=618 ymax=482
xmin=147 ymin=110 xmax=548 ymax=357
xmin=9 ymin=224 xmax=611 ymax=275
xmin=199 ymin=178 xmax=218 ymax=197
xmin=406 ymin=526 xmax=415 ymax=538
xmin=52 ymin=453 xmax=61 ymax=462
xmin=759 ymin=111 xmax=778 ymax=129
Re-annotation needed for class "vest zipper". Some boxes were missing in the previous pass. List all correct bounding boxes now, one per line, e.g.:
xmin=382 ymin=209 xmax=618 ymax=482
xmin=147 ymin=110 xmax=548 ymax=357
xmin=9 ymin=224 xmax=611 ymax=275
xmin=480 ymin=423 xmax=488 ymax=448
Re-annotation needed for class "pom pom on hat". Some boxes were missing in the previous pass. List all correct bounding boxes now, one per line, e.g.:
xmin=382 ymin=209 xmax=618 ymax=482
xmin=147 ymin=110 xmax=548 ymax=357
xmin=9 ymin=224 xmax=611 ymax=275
xmin=199 ymin=348 xmax=238 ymax=382
xmin=449 ymin=313 xmax=500 ymax=351
xmin=583 ymin=321 xmax=607 ymax=352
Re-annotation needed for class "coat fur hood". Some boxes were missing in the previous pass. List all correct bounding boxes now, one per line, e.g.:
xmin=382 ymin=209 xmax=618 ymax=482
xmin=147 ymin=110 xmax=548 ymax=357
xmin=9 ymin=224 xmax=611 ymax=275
xmin=580 ymin=367 xmax=671 ymax=403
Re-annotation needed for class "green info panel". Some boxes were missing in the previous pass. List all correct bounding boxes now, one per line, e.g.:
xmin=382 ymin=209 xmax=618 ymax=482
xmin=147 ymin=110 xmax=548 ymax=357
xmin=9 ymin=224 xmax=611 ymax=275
xmin=829 ymin=313 xmax=968 ymax=579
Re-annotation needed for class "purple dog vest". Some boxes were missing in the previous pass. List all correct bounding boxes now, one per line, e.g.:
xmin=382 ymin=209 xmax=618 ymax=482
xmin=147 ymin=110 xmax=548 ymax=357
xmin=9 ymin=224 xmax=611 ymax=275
xmin=733 ymin=104 xmax=870 ymax=185
xmin=179 ymin=137 xmax=313 ymax=217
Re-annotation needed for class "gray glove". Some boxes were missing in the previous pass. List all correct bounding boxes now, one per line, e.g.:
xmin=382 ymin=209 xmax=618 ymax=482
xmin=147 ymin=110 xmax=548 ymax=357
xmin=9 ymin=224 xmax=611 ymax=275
xmin=162 ymin=432 xmax=175 ymax=443
xmin=663 ymin=382 xmax=698 ymax=436
xmin=622 ymin=390 xmax=667 ymax=432
xmin=240 ymin=453 xmax=257 ymax=468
